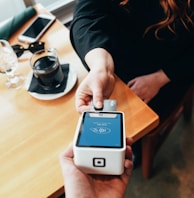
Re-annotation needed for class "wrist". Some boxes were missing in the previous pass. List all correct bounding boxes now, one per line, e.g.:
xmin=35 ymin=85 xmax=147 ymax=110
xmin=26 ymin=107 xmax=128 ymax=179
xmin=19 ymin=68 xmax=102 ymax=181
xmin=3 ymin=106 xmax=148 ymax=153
xmin=85 ymin=48 xmax=114 ymax=75
xmin=155 ymin=69 xmax=170 ymax=87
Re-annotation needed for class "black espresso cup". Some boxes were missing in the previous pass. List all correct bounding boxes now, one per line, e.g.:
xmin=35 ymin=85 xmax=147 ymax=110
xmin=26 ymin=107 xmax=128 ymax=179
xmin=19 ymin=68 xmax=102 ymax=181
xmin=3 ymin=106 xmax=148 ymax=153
xmin=30 ymin=48 xmax=64 ymax=90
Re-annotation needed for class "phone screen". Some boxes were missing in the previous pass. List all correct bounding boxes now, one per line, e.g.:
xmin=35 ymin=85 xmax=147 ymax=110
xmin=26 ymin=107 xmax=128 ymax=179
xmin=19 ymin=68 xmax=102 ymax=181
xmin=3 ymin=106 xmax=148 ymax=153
xmin=22 ymin=17 xmax=52 ymax=38
xmin=76 ymin=112 xmax=124 ymax=148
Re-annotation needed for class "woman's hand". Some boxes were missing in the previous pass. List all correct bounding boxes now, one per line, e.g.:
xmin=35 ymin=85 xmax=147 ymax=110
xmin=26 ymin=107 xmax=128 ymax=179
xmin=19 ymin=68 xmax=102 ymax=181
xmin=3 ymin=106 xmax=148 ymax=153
xmin=59 ymin=138 xmax=133 ymax=198
xmin=76 ymin=48 xmax=115 ymax=113
xmin=127 ymin=70 xmax=170 ymax=103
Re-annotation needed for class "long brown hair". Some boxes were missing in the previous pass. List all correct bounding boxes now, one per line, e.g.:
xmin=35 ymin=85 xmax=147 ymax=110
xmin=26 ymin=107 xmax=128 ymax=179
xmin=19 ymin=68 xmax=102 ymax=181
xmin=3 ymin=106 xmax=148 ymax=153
xmin=120 ymin=0 xmax=194 ymax=38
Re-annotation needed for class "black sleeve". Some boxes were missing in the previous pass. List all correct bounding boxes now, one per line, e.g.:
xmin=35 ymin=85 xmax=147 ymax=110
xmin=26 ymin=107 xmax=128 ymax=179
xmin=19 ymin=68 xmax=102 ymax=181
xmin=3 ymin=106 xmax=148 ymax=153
xmin=162 ymin=43 xmax=194 ymax=82
xmin=70 ymin=0 xmax=113 ymax=70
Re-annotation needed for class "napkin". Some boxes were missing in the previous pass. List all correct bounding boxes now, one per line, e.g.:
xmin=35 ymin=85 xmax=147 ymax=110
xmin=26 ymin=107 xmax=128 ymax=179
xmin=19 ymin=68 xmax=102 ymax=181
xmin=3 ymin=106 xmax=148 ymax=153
xmin=28 ymin=63 xmax=70 ymax=94
xmin=0 ymin=6 xmax=36 ymax=40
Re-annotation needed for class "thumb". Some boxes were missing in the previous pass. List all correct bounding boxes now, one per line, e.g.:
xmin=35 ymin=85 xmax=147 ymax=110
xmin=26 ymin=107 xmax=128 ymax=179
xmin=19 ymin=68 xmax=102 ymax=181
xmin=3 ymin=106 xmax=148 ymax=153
xmin=92 ymin=89 xmax=104 ymax=110
xmin=127 ymin=79 xmax=135 ymax=87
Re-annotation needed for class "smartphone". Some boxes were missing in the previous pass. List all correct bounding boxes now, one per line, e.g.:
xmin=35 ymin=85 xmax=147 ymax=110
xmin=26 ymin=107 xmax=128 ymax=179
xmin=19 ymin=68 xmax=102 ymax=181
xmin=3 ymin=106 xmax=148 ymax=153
xmin=73 ymin=111 xmax=126 ymax=175
xmin=18 ymin=14 xmax=56 ymax=43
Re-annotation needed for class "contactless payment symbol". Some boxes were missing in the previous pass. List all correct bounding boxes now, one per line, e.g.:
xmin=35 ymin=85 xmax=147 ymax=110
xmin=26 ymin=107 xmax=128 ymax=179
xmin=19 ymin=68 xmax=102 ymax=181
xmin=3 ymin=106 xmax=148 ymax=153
xmin=90 ymin=127 xmax=111 ymax=134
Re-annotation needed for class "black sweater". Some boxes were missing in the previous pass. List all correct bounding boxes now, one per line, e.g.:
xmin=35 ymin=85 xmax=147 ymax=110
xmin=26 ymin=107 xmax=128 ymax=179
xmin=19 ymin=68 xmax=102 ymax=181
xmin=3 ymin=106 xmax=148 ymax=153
xmin=70 ymin=0 xmax=194 ymax=83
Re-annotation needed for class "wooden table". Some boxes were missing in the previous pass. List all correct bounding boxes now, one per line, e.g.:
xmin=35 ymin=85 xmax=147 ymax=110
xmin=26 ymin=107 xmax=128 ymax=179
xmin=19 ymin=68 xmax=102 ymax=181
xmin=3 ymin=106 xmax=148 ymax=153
xmin=0 ymin=4 xmax=159 ymax=198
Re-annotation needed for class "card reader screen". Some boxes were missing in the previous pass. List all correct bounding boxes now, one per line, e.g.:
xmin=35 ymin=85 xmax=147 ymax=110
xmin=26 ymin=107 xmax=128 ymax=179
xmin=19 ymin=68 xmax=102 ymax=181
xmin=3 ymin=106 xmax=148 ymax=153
xmin=76 ymin=112 xmax=123 ymax=148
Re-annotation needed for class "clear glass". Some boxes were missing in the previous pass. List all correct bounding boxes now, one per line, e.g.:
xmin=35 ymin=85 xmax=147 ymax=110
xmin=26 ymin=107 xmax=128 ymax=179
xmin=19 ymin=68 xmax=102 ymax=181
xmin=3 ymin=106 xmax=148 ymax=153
xmin=0 ymin=39 xmax=24 ymax=89
xmin=30 ymin=48 xmax=64 ymax=90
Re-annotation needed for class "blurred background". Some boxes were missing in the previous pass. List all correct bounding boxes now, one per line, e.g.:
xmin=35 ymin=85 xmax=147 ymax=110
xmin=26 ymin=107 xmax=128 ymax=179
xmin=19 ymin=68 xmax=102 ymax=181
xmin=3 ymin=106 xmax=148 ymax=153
xmin=0 ymin=0 xmax=75 ymax=25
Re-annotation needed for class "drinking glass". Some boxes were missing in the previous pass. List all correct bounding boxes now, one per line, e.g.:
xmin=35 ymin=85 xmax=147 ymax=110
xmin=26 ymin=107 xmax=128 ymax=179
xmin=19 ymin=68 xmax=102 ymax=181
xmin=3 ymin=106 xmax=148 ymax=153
xmin=0 ymin=39 xmax=24 ymax=88
xmin=30 ymin=48 xmax=64 ymax=90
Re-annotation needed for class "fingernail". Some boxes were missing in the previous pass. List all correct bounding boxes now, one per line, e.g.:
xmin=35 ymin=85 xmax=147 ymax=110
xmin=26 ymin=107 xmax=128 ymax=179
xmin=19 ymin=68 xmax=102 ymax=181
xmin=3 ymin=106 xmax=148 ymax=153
xmin=94 ymin=101 xmax=103 ymax=110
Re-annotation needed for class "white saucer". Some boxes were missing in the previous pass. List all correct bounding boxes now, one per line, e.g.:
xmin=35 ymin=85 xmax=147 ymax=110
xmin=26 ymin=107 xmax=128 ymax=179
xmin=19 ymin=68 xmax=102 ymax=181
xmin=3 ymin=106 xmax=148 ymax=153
xmin=25 ymin=64 xmax=77 ymax=100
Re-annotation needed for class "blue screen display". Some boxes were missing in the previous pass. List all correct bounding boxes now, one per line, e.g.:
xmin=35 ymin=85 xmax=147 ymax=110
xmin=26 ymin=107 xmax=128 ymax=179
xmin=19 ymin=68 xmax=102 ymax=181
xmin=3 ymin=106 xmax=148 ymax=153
xmin=77 ymin=112 xmax=123 ymax=148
